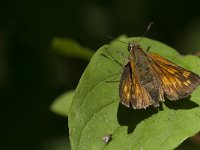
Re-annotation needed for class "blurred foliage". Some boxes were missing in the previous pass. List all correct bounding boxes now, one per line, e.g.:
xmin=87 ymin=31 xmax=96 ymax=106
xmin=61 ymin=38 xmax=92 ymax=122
xmin=50 ymin=38 xmax=94 ymax=118
xmin=39 ymin=136 xmax=71 ymax=150
xmin=175 ymin=20 xmax=200 ymax=55
xmin=51 ymin=90 xmax=75 ymax=117
xmin=52 ymin=38 xmax=94 ymax=61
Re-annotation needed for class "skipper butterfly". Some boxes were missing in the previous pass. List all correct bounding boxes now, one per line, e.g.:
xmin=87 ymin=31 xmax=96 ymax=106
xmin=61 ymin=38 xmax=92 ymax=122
xmin=119 ymin=42 xmax=200 ymax=109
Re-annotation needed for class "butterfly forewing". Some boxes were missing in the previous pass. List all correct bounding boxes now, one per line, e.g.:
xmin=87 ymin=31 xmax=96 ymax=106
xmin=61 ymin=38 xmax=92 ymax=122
xmin=148 ymin=53 xmax=200 ymax=100
xmin=119 ymin=63 xmax=133 ymax=107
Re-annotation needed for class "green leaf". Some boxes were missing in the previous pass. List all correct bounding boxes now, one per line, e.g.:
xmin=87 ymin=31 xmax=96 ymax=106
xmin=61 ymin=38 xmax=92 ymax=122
xmin=52 ymin=37 xmax=94 ymax=61
xmin=50 ymin=90 xmax=75 ymax=117
xmin=68 ymin=37 xmax=200 ymax=150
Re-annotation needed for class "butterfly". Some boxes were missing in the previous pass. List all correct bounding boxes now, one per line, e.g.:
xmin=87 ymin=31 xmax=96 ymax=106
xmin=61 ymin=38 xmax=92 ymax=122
xmin=119 ymin=42 xmax=200 ymax=109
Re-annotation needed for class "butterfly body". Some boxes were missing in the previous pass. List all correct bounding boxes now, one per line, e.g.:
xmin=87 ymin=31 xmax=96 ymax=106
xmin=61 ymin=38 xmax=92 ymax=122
xmin=119 ymin=42 xmax=200 ymax=109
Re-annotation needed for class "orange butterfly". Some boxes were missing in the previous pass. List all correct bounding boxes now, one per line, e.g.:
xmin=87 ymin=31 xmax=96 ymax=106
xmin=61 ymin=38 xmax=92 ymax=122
xmin=119 ymin=42 xmax=200 ymax=109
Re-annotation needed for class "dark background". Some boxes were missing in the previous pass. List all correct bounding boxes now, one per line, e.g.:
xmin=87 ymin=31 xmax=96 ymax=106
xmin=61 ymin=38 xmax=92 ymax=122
xmin=1 ymin=0 xmax=200 ymax=150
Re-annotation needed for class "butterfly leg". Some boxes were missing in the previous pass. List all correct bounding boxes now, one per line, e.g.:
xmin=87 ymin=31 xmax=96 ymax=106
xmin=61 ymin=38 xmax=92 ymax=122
xmin=146 ymin=46 xmax=151 ymax=52
xmin=101 ymin=47 xmax=123 ymax=67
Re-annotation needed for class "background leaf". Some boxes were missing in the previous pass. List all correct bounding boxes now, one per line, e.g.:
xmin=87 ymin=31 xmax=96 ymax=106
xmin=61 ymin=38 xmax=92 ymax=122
xmin=52 ymin=37 xmax=94 ymax=61
xmin=51 ymin=90 xmax=75 ymax=117
xmin=68 ymin=37 xmax=200 ymax=150
xmin=50 ymin=38 xmax=94 ymax=117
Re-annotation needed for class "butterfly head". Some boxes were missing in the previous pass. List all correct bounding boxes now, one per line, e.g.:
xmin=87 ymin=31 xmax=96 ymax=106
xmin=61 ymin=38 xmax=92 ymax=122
xmin=128 ymin=42 xmax=141 ymax=52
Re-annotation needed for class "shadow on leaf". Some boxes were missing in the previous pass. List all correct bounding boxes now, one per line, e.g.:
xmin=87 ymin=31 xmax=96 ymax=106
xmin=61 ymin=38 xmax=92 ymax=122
xmin=164 ymin=97 xmax=199 ymax=110
xmin=117 ymin=98 xmax=198 ymax=134
xmin=117 ymin=103 xmax=159 ymax=134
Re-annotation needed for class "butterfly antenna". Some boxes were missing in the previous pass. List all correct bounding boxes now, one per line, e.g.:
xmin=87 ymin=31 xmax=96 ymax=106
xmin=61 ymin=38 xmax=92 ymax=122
xmin=138 ymin=22 xmax=154 ymax=42
xmin=104 ymin=34 xmax=128 ymax=45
